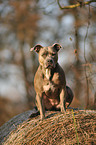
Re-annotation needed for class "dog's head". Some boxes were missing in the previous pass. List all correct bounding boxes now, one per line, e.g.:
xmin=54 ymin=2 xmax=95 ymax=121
xmin=30 ymin=43 xmax=62 ymax=69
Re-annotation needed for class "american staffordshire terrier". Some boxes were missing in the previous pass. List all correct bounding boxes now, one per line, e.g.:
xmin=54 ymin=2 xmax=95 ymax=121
xmin=30 ymin=43 xmax=73 ymax=120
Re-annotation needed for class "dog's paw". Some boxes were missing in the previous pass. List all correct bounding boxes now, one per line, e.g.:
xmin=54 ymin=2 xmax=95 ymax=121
xmin=41 ymin=114 xmax=45 ymax=120
xmin=61 ymin=107 xmax=66 ymax=113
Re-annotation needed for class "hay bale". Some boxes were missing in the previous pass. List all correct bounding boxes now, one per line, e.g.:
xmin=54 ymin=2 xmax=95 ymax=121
xmin=0 ymin=109 xmax=96 ymax=145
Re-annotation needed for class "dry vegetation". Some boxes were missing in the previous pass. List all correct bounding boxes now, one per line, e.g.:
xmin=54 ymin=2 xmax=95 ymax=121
xmin=1 ymin=109 xmax=96 ymax=145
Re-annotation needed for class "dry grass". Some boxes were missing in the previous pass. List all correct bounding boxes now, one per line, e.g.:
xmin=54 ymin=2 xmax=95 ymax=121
xmin=3 ymin=109 xmax=96 ymax=145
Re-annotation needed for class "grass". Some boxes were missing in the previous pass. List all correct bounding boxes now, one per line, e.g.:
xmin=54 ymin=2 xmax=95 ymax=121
xmin=72 ymin=109 xmax=79 ymax=145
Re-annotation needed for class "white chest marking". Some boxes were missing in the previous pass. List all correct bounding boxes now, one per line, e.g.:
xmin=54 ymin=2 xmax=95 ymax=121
xmin=45 ymin=69 xmax=51 ymax=80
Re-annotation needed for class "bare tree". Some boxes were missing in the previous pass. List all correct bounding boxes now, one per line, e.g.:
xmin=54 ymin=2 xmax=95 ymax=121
xmin=0 ymin=0 xmax=40 ymax=108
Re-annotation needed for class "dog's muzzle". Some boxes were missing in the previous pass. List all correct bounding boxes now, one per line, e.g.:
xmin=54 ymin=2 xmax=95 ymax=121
xmin=45 ymin=58 xmax=56 ymax=69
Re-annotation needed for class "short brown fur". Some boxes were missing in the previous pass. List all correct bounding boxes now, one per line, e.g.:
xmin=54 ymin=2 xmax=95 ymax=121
xmin=30 ymin=44 xmax=73 ymax=120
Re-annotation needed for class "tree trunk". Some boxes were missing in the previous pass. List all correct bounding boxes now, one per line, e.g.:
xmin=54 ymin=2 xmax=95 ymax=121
xmin=20 ymin=41 xmax=33 ymax=108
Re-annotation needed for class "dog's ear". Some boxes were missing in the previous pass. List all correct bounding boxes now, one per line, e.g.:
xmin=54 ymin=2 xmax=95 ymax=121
xmin=52 ymin=43 xmax=62 ymax=52
xmin=30 ymin=45 xmax=43 ymax=53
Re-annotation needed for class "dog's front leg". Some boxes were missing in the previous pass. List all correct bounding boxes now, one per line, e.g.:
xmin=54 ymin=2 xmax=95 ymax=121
xmin=60 ymin=88 xmax=66 ymax=113
xmin=36 ymin=94 xmax=45 ymax=120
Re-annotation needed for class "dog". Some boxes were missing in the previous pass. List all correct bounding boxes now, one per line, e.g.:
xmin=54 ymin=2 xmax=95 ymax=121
xmin=30 ymin=43 xmax=73 ymax=120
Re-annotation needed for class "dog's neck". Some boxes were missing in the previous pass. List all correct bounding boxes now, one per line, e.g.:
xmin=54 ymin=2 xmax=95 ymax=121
xmin=40 ymin=66 xmax=54 ymax=80
xmin=40 ymin=63 xmax=58 ymax=80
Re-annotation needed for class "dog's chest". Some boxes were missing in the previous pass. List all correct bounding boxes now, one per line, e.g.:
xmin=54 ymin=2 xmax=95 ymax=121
xmin=43 ymin=72 xmax=60 ymax=97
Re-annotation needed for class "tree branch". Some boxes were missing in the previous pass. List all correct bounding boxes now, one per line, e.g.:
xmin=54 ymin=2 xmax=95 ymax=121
xmin=57 ymin=0 xmax=96 ymax=9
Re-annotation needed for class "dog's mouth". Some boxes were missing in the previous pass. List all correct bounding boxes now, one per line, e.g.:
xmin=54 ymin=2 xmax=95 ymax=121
xmin=46 ymin=65 xmax=53 ymax=69
xmin=45 ymin=61 xmax=56 ymax=69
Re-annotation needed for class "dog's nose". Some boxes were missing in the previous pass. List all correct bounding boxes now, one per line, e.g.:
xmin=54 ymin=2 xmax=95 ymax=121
xmin=48 ymin=59 xmax=53 ymax=63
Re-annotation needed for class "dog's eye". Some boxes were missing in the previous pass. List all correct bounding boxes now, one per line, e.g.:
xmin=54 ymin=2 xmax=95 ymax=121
xmin=42 ymin=53 xmax=47 ymax=57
